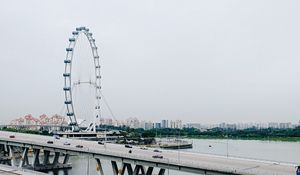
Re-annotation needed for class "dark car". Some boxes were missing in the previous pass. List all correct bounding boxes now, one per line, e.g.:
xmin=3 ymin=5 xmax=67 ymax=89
xmin=64 ymin=142 xmax=71 ymax=146
xmin=98 ymin=141 xmax=104 ymax=145
xmin=152 ymin=155 xmax=163 ymax=159
xmin=9 ymin=135 xmax=15 ymax=139
xmin=140 ymin=147 xmax=148 ymax=150
xmin=47 ymin=141 xmax=54 ymax=144
xmin=76 ymin=145 xmax=83 ymax=148
xmin=125 ymin=145 xmax=132 ymax=148
xmin=53 ymin=135 xmax=60 ymax=139
xmin=153 ymin=149 xmax=162 ymax=153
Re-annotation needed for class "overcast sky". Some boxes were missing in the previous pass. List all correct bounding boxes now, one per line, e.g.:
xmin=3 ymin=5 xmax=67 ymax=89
xmin=1 ymin=0 xmax=300 ymax=124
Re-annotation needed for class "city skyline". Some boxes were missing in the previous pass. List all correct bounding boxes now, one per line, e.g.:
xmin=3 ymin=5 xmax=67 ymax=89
xmin=6 ymin=113 xmax=300 ymax=131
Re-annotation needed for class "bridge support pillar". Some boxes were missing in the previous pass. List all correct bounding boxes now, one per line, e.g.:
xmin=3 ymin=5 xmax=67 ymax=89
xmin=63 ymin=153 xmax=70 ymax=164
xmin=112 ymin=161 xmax=134 ymax=175
xmin=43 ymin=150 xmax=50 ymax=165
xmin=8 ymin=146 xmax=16 ymax=167
xmin=111 ymin=161 xmax=164 ymax=175
xmin=145 ymin=166 xmax=154 ymax=175
xmin=111 ymin=161 xmax=119 ymax=175
xmin=52 ymin=152 xmax=60 ymax=166
xmin=19 ymin=147 xmax=29 ymax=168
xmin=4 ymin=144 xmax=8 ymax=153
xmin=32 ymin=149 xmax=40 ymax=169
xmin=158 ymin=168 xmax=166 ymax=175
xmin=95 ymin=158 xmax=104 ymax=175
xmin=133 ymin=165 xmax=145 ymax=175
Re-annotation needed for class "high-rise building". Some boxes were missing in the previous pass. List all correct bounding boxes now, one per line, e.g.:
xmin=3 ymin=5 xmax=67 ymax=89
xmin=161 ymin=120 xmax=169 ymax=128
xmin=170 ymin=120 xmax=182 ymax=129
xmin=144 ymin=121 xmax=154 ymax=130
xmin=154 ymin=123 xmax=161 ymax=129
xmin=279 ymin=122 xmax=292 ymax=129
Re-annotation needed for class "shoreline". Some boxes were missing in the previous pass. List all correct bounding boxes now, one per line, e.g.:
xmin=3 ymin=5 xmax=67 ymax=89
xmin=182 ymin=136 xmax=300 ymax=142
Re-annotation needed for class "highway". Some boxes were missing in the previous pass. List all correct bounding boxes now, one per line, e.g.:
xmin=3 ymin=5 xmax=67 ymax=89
xmin=0 ymin=131 xmax=296 ymax=175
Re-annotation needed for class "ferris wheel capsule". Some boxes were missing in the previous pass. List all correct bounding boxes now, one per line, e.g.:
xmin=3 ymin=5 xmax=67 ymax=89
xmin=67 ymin=112 xmax=74 ymax=116
xmin=64 ymin=60 xmax=71 ymax=63
xmin=66 ymin=48 xmax=73 ymax=52
xmin=63 ymin=73 xmax=71 ymax=77
xmin=65 ymin=101 xmax=72 ymax=104
xmin=63 ymin=87 xmax=71 ymax=91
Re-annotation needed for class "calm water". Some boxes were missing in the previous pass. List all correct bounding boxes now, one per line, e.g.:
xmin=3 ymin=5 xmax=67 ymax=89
xmin=49 ymin=139 xmax=300 ymax=175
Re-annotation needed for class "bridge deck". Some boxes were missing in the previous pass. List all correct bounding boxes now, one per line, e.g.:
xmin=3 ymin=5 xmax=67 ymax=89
xmin=0 ymin=131 xmax=296 ymax=175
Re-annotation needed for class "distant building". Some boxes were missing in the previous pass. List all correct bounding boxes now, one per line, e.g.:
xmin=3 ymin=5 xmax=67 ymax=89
xmin=126 ymin=117 xmax=140 ymax=129
xmin=144 ymin=121 xmax=154 ymax=130
xmin=154 ymin=123 xmax=161 ymax=129
xmin=279 ymin=122 xmax=292 ymax=129
xmin=161 ymin=120 xmax=169 ymax=128
xmin=9 ymin=114 xmax=67 ymax=130
xmin=170 ymin=120 xmax=182 ymax=129
xmin=268 ymin=122 xmax=279 ymax=128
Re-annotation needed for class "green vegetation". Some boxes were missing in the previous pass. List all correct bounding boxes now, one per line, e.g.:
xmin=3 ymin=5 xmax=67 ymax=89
xmin=2 ymin=124 xmax=300 ymax=142
xmin=126 ymin=127 xmax=300 ymax=142
xmin=0 ymin=127 xmax=50 ymax=136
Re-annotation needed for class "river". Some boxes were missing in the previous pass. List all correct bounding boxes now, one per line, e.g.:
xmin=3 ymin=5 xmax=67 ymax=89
xmin=48 ymin=139 xmax=300 ymax=175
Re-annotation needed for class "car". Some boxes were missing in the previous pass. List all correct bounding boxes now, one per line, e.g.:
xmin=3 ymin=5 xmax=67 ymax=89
xmin=47 ymin=141 xmax=54 ymax=144
xmin=152 ymin=155 xmax=163 ymax=159
xmin=153 ymin=149 xmax=162 ymax=153
xmin=64 ymin=142 xmax=71 ymax=146
xmin=125 ymin=145 xmax=132 ymax=148
xmin=53 ymin=135 xmax=60 ymax=139
xmin=9 ymin=135 xmax=15 ymax=139
xmin=98 ymin=141 xmax=104 ymax=145
xmin=140 ymin=147 xmax=148 ymax=150
xmin=76 ymin=145 xmax=83 ymax=148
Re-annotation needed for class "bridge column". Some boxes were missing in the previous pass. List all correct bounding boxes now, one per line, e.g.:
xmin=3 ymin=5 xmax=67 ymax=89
xmin=123 ymin=163 xmax=133 ymax=175
xmin=145 ymin=167 xmax=154 ymax=175
xmin=8 ymin=146 xmax=16 ymax=167
xmin=111 ymin=161 xmax=134 ymax=175
xmin=32 ymin=149 xmax=40 ymax=169
xmin=4 ymin=144 xmax=8 ymax=153
xmin=52 ymin=152 xmax=60 ymax=166
xmin=133 ymin=165 xmax=145 ymax=175
xmin=43 ymin=150 xmax=50 ymax=165
xmin=111 ymin=161 xmax=120 ymax=175
xmin=19 ymin=147 xmax=29 ymax=168
xmin=95 ymin=158 xmax=104 ymax=175
xmin=158 ymin=168 xmax=166 ymax=175
xmin=63 ymin=154 xmax=70 ymax=164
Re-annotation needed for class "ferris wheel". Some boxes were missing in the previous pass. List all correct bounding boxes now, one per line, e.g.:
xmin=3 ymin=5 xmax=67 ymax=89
xmin=63 ymin=26 xmax=101 ymax=132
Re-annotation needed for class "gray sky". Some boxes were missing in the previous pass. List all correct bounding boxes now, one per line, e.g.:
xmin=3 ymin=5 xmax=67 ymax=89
xmin=1 ymin=0 xmax=300 ymax=124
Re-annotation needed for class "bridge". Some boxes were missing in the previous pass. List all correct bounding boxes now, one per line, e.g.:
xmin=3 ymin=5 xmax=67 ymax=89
xmin=0 ymin=131 xmax=295 ymax=175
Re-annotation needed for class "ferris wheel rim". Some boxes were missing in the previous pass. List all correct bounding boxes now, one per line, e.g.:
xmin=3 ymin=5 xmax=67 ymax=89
xmin=63 ymin=26 xmax=101 ymax=128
